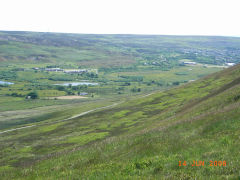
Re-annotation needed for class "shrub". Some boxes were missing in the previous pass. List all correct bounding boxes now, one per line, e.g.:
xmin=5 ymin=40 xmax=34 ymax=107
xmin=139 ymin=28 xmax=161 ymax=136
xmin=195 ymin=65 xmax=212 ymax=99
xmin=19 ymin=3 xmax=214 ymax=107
xmin=26 ymin=91 xmax=39 ymax=99
xmin=173 ymin=81 xmax=180 ymax=86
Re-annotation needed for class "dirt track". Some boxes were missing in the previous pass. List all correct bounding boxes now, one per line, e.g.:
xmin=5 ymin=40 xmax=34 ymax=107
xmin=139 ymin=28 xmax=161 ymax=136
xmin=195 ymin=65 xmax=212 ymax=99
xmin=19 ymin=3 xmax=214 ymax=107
xmin=0 ymin=102 xmax=121 ymax=135
xmin=0 ymin=92 xmax=154 ymax=135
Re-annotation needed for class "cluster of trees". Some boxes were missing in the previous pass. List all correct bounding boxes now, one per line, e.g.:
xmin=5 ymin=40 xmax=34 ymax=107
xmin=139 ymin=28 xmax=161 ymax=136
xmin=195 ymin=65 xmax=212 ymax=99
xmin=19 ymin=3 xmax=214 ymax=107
xmin=56 ymin=84 xmax=89 ymax=96
xmin=7 ymin=91 xmax=39 ymax=99
xmin=121 ymin=82 xmax=131 ymax=86
xmin=26 ymin=92 xmax=39 ymax=99
xmin=131 ymin=87 xmax=141 ymax=92
xmin=0 ymin=71 xmax=17 ymax=80
xmin=99 ymin=66 xmax=138 ymax=73
xmin=48 ymin=72 xmax=98 ymax=82
xmin=84 ymin=72 xmax=98 ymax=78
xmin=8 ymin=91 xmax=39 ymax=99
xmin=0 ymin=84 xmax=9 ymax=87
xmin=7 ymin=92 xmax=24 ymax=97
xmin=119 ymin=75 xmax=143 ymax=82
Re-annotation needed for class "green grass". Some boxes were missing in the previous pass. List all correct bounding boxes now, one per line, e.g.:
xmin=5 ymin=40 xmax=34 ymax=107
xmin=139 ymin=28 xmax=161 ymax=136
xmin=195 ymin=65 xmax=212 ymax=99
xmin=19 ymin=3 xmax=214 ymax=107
xmin=67 ymin=132 xmax=109 ymax=145
xmin=0 ymin=64 xmax=240 ymax=179
xmin=0 ymin=98 xmax=70 ymax=112
xmin=0 ymin=97 xmax=119 ymax=130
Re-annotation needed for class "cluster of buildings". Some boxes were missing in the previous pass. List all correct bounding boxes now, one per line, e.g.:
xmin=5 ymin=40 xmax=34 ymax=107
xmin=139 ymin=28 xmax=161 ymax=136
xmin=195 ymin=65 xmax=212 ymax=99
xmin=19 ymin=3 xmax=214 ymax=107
xmin=181 ymin=61 xmax=236 ymax=67
xmin=180 ymin=48 xmax=240 ymax=64
xmin=225 ymin=63 xmax=236 ymax=67
xmin=32 ymin=67 xmax=98 ymax=74
xmin=45 ymin=68 xmax=63 ymax=72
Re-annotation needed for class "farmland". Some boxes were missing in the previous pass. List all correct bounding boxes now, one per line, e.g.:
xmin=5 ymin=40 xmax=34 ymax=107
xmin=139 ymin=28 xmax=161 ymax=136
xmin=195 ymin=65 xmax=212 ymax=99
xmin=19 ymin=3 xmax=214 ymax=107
xmin=1 ymin=31 xmax=239 ymax=111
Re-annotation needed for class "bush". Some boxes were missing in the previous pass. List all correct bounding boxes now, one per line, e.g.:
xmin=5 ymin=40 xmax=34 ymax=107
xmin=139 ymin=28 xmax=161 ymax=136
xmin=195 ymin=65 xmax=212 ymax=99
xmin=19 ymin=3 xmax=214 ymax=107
xmin=11 ymin=93 xmax=24 ymax=97
xmin=56 ymin=86 xmax=65 ymax=91
xmin=173 ymin=81 xmax=180 ymax=86
xmin=233 ymin=95 xmax=240 ymax=102
xmin=26 ymin=92 xmax=39 ymax=99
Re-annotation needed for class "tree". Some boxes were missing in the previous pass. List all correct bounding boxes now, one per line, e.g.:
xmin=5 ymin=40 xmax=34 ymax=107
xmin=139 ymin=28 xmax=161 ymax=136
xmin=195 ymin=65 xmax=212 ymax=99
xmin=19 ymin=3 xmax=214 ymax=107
xmin=26 ymin=91 xmax=39 ymax=99
xmin=173 ymin=81 xmax=180 ymax=86
xmin=67 ymin=91 xmax=74 ymax=95
xmin=131 ymin=87 xmax=137 ymax=92
xmin=57 ymin=86 xmax=65 ymax=91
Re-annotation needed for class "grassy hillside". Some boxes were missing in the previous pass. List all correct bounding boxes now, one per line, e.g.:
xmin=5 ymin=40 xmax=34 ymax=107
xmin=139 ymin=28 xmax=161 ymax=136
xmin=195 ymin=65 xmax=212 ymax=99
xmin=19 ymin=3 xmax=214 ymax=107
xmin=0 ymin=64 xmax=239 ymax=179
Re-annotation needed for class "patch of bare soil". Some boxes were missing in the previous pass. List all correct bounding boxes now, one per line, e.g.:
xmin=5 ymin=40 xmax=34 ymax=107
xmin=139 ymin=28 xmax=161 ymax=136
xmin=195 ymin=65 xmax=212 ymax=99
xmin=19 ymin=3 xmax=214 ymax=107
xmin=50 ymin=96 xmax=88 ymax=100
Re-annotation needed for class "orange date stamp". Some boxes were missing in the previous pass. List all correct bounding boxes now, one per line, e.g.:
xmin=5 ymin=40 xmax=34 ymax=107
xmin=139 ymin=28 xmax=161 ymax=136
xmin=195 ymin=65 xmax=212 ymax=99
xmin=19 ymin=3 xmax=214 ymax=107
xmin=179 ymin=160 xmax=227 ymax=167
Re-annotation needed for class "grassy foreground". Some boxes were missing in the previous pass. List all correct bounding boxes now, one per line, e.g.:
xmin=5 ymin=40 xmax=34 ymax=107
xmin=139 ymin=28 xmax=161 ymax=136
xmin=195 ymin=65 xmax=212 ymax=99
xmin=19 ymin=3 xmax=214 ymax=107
xmin=0 ymin=64 xmax=240 ymax=179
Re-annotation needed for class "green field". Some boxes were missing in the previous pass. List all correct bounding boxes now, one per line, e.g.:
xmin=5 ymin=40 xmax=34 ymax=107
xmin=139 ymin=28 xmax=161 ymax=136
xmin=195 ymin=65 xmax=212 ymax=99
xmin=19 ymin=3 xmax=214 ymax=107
xmin=0 ymin=32 xmax=240 ymax=179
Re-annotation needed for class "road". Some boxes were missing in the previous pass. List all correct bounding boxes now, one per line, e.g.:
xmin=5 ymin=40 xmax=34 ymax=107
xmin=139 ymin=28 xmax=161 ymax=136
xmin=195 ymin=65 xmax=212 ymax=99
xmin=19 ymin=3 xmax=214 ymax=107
xmin=0 ymin=102 xmax=122 ymax=135
xmin=0 ymin=92 xmax=155 ymax=135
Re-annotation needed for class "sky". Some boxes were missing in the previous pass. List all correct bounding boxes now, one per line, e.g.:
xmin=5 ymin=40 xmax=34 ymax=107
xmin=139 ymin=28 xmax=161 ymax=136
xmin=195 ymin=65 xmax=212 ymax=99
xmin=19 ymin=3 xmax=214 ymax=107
xmin=0 ymin=0 xmax=240 ymax=36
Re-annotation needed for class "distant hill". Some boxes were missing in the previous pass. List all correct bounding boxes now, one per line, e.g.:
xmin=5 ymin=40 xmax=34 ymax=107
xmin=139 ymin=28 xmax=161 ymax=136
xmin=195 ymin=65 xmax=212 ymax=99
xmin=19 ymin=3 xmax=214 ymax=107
xmin=1 ymin=31 xmax=240 ymax=67
xmin=0 ymin=62 xmax=239 ymax=179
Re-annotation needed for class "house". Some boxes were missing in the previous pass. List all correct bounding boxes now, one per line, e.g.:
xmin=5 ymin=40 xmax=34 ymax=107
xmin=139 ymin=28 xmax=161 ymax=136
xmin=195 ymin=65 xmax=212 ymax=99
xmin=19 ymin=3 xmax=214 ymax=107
xmin=32 ymin=67 xmax=39 ymax=70
xmin=26 ymin=96 xmax=31 ymax=99
xmin=226 ymin=63 xmax=236 ymax=66
xmin=45 ymin=68 xmax=63 ymax=72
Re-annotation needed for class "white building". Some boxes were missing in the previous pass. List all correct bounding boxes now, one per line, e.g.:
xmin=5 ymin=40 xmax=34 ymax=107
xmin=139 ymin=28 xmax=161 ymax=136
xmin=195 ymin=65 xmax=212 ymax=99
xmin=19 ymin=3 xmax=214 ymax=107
xmin=45 ymin=68 xmax=63 ymax=72
xmin=226 ymin=63 xmax=236 ymax=66
xmin=183 ymin=61 xmax=197 ymax=65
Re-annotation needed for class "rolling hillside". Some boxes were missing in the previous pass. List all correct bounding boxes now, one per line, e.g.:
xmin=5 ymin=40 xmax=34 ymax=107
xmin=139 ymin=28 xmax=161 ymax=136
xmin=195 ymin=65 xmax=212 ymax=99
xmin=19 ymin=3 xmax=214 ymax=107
xmin=1 ymin=31 xmax=240 ymax=67
xmin=0 ymin=63 xmax=239 ymax=179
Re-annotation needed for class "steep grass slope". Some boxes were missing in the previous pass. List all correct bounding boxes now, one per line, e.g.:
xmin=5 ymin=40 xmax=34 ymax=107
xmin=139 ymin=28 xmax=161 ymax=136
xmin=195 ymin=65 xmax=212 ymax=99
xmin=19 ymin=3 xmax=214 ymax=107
xmin=0 ymin=64 xmax=240 ymax=179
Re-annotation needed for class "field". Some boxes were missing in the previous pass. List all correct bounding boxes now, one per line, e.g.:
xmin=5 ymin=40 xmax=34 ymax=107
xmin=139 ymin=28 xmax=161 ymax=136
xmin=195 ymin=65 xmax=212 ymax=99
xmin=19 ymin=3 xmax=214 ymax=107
xmin=0 ymin=32 xmax=240 ymax=179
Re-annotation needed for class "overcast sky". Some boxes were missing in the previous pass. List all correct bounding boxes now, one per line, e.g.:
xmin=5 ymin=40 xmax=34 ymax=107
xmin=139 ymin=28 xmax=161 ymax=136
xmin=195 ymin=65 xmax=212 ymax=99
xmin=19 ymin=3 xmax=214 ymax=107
xmin=1 ymin=0 xmax=240 ymax=36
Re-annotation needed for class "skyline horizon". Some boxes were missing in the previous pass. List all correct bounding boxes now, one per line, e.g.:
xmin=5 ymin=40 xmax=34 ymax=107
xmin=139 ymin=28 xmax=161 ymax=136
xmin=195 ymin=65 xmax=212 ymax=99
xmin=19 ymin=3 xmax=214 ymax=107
xmin=1 ymin=29 xmax=240 ymax=38
xmin=1 ymin=0 xmax=240 ymax=38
